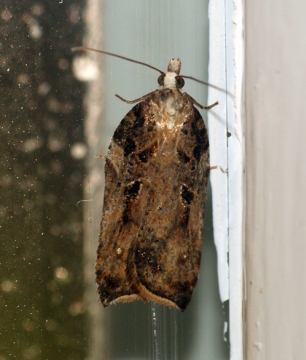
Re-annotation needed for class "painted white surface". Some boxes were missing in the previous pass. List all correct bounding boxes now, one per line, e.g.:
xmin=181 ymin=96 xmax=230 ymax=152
xmin=209 ymin=0 xmax=244 ymax=359
xmin=208 ymin=0 xmax=229 ymax=305
xmin=245 ymin=0 xmax=306 ymax=358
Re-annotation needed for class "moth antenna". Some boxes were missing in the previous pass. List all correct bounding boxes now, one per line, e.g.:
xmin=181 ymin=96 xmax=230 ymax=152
xmin=72 ymin=47 xmax=166 ymax=76
xmin=180 ymin=75 xmax=233 ymax=98
xmin=72 ymin=47 xmax=230 ymax=96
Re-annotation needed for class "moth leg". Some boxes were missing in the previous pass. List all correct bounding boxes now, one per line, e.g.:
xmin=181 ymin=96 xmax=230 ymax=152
xmin=203 ymin=101 xmax=219 ymax=110
xmin=96 ymin=154 xmax=106 ymax=160
xmin=185 ymin=93 xmax=218 ymax=110
xmin=115 ymin=90 xmax=158 ymax=104
xmin=96 ymin=154 xmax=121 ymax=176
xmin=210 ymin=165 xmax=228 ymax=173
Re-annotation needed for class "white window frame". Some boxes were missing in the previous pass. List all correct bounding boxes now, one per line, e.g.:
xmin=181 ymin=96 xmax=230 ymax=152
xmin=208 ymin=0 xmax=245 ymax=359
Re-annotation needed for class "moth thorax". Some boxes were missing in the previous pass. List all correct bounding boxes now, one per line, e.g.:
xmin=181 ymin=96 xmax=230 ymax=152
xmin=163 ymin=72 xmax=178 ymax=89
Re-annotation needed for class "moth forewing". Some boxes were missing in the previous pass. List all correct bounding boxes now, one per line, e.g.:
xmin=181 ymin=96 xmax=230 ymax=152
xmin=93 ymin=55 xmax=216 ymax=311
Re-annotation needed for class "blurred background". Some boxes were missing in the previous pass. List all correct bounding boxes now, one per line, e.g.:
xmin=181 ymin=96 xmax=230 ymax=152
xmin=1 ymin=1 xmax=87 ymax=359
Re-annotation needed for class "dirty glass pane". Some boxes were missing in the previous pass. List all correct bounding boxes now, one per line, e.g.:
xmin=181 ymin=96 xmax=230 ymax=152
xmin=1 ymin=2 xmax=87 ymax=359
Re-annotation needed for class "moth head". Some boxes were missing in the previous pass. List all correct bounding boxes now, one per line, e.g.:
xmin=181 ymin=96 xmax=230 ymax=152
xmin=158 ymin=58 xmax=185 ymax=90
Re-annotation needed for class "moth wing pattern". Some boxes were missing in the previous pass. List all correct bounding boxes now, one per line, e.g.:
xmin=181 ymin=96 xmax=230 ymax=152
xmin=95 ymin=88 xmax=210 ymax=311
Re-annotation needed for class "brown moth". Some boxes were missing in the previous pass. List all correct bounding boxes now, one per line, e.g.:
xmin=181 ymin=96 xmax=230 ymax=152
xmin=72 ymin=48 xmax=218 ymax=311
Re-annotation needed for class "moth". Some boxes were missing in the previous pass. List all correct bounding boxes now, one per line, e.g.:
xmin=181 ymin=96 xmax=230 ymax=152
xmin=73 ymin=47 xmax=218 ymax=311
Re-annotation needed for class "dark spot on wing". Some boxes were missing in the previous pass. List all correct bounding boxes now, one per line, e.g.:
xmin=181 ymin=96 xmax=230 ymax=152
xmin=124 ymin=138 xmax=136 ymax=156
xmin=191 ymin=109 xmax=209 ymax=162
xmin=124 ymin=180 xmax=141 ymax=200
xmin=181 ymin=185 xmax=194 ymax=205
xmin=177 ymin=149 xmax=191 ymax=163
